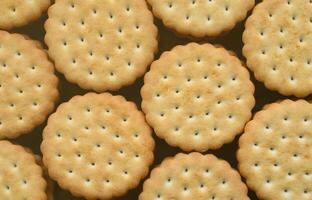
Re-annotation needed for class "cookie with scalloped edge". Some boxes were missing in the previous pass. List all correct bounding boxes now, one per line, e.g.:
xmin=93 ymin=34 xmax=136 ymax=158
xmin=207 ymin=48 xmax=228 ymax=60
xmin=0 ymin=30 xmax=59 ymax=139
xmin=0 ymin=140 xmax=47 ymax=200
xmin=141 ymin=43 xmax=255 ymax=152
xmin=140 ymin=152 xmax=249 ymax=200
xmin=147 ymin=0 xmax=254 ymax=38
xmin=41 ymin=92 xmax=154 ymax=199
xmin=238 ymin=99 xmax=312 ymax=200
xmin=243 ymin=0 xmax=312 ymax=97
xmin=45 ymin=0 xmax=157 ymax=92
xmin=0 ymin=0 xmax=50 ymax=30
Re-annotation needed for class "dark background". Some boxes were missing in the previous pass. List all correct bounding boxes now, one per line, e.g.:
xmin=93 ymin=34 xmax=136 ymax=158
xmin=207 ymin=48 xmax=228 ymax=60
xmin=9 ymin=0 xmax=302 ymax=199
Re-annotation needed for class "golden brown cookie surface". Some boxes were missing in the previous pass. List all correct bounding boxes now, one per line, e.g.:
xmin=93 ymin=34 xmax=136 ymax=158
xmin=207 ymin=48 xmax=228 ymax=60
xmin=35 ymin=155 xmax=55 ymax=200
xmin=141 ymin=43 xmax=255 ymax=152
xmin=244 ymin=0 xmax=312 ymax=97
xmin=0 ymin=0 xmax=50 ymax=30
xmin=0 ymin=30 xmax=59 ymax=139
xmin=23 ymin=147 xmax=55 ymax=200
xmin=140 ymin=153 xmax=249 ymax=200
xmin=147 ymin=0 xmax=254 ymax=38
xmin=0 ymin=141 xmax=47 ymax=200
xmin=238 ymin=100 xmax=312 ymax=200
xmin=41 ymin=93 xmax=154 ymax=199
xmin=45 ymin=0 xmax=158 ymax=92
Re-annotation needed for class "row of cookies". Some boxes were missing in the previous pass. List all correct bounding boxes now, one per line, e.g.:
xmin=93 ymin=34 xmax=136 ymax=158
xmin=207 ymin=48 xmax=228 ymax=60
xmin=0 ymin=97 xmax=310 ymax=200
xmin=2 ymin=0 xmax=309 ymax=97
xmin=1 ymin=93 xmax=310 ymax=200
xmin=0 ymin=0 xmax=311 ymax=200
xmin=1 ymin=29 xmax=310 ymax=199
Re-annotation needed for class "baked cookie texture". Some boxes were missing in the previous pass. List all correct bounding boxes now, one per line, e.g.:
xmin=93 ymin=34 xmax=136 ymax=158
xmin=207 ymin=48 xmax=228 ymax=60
xmin=140 ymin=153 xmax=250 ymax=200
xmin=23 ymin=147 xmax=55 ymax=200
xmin=0 ymin=30 xmax=59 ymax=139
xmin=45 ymin=0 xmax=158 ymax=92
xmin=0 ymin=0 xmax=50 ymax=30
xmin=147 ymin=0 xmax=255 ymax=38
xmin=243 ymin=0 xmax=312 ymax=97
xmin=0 ymin=140 xmax=47 ymax=200
xmin=141 ymin=43 xmax=255 ymax=152
xmin=41 ymin=92 xmax=155 ymax=199
xmin=238 ymin=100 xmax=312 ymax=200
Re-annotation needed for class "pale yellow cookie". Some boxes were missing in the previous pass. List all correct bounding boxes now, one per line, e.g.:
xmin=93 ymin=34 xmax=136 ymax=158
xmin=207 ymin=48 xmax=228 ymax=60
xmin=0 ymin=140 xmax=47 ymax=200
xmin=238 ymin=100 xmax=312 ymax=200
xmin=0 ymin=0 xmax=50 ymax=30
xmin=45 ymin=0 xmax=158 ymax=92
xmin=0 ymin=30 xmax=59 ymax=139
xmin=147 ymin=0 xmax=255 ymax=38
xmin=41 ymin=92 xmax=155 ymax=199
xmin=243 ymin=0 xmax=312 ymax=97
xmin=141 ymin=43 xmax=255 ymax=152
xmin=139 ymin=153 xmax=249 ymax=200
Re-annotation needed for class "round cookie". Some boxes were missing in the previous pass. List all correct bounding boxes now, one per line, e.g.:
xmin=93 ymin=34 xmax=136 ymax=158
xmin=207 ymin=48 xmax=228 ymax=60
xmin=238 ymin=100 xmax=312 ymax=200
xmin=45 ymin=0 xmax=158 ymax=92
xmin=41 ymin=92 xmax=155 ymax=199
xmin=243 ymin=0 xmax=312 ymax=97
xmin=141 ymin=43 xmax=255 ymax=152
xmin=0 ymin=0 xmax=50 ymax=30
xmin=139 ymin=153 xmax=249 ymax=200
xmin=0 ymin=140 xmax=47 ymax=200
xmin=146 ymin=0 xmax=255 ymax=38
xmin=0 ymin=30 xmax=59 ymax=139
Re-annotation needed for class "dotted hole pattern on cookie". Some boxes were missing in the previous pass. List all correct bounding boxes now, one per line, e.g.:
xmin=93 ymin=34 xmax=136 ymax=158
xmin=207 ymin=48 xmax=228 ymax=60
xmin=45 ymin=0 xmax=157 ymax=91
xmin=139 ymin=153 xmax=249 ymax=200
xmin=147 ymin=0 xmax=254 ymax=37
xmin=238 ymin=100 xmax=312 ymax=200
xmin=0 ymin=141 xmax=47 ymax=199
xmin=243 ymin=0 xmax=312 ymax=96
xmin=0 ymin=31 xmax=58 ymax=139
xmin=142 ymin=43 xmax=255 ymax=151
xmin=0 ymin=0 xmax=50 ymax=29
xmin=42 ymin=93 xmax=154 ymax=199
